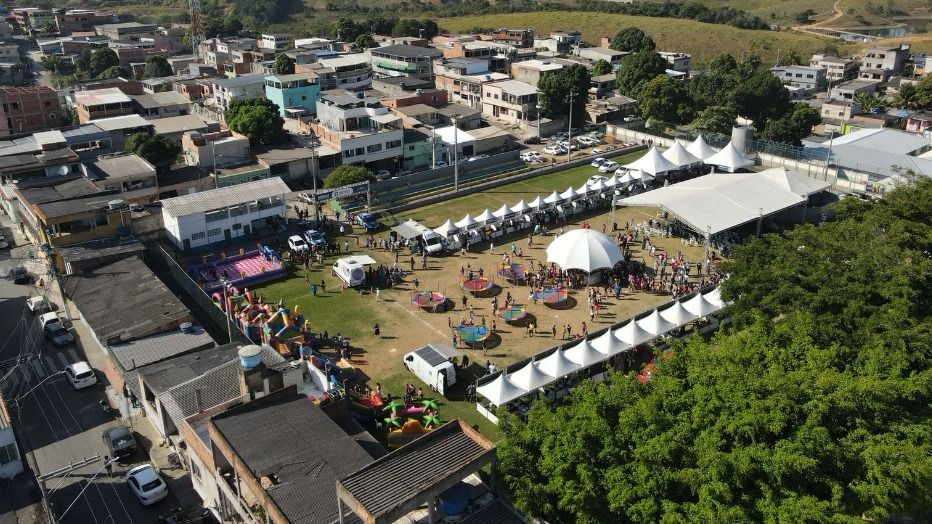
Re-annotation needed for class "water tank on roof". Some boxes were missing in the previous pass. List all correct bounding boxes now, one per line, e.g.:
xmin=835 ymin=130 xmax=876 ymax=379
xmin=731 ymin=125 xmax=753 ymax=154
xmin=238 ymin=345 xmax=263 ymax=369
xmin=108 ymin=199 xmax=126 ymax=210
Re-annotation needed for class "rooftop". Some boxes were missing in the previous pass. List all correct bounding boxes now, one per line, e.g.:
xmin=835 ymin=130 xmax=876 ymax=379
xmin=513 ymin=59 xmax=563 ymax=72
xmin=160 ymin=177 xmax=290 ymax=217
xmin=35 ymin=193 xmax=116 ymax=219
xmin=131 ymin=91 xmax=190 ymax=109
xmin=805 ymin=127 xmax=932 ymax=178
xmin=372 ymin=76 xmax=433 ymax=89
xmin=110 ymin=324 xmax=215 ymax=372
xmin=212 ymin=74 xmax=267 ymax=89
xmin=90 ymin=114 xmax=154 ymax=132
xmin=371 ymin=44 xmax=443 ymax=59
xmin=487 ymin=79 xmax=537 ymax=97
xmin=211 ymin=393 xmax=375 ymax=524
xmin=55 ymin=238 xmax=145 ymax=265
xmin=151 ymin=115 xmax=211 ymax=136
xmin=18 ymin=178 xmax=102 ymax=205
xmin=63 ymin=256 xmax=196 ymax=343
xmin=88 ymin=153 xmax=156 ymax=181
xmin=75 ymin=87 xmax=131 ymax=107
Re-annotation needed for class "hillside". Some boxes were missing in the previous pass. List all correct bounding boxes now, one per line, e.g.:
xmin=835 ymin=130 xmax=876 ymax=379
xmin=861 ymin=32 xmax=932 ymax=54
xmin=439 ymin=12 xmax=847 ymax=64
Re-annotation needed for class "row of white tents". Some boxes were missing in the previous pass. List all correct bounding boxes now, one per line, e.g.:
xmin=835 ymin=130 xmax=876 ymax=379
xmin=476 ymin=287 xmax=729 ymax=407
xmin=433 ymin=136 xmax=754 ymax=239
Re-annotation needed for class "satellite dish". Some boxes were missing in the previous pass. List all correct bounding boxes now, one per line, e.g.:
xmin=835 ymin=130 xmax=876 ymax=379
xmin=56 ymin=165 xmax=69 ymax=176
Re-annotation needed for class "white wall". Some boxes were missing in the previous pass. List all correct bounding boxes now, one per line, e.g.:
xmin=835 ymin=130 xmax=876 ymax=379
xmin=0 ymin=427 xmax=23 ymax=479
xmin=163 ymin=201 xmax=286 ymax=250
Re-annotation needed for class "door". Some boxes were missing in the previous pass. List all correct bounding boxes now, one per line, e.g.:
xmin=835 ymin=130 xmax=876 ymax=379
xmin=224 ymin=229 xmax=231 ymax=241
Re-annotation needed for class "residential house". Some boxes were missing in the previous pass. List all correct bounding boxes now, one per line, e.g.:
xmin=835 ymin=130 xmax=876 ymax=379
xmin=402 ymin=127 xmax=442 ymax=170
xmin=88 ymin=114 xmax=154 ymax=151
xmin=479 ymin=28 xmax=534 ymax=48
xmin=659 ymin=51 xmax=691 ymax=75
xmin=309 ymin=54 xmax=373 ymax=91
xmin=152 ymin=115 xmax=217 ymax=144
xmin=94 ymin=22 xmax=157 ymax=41
xmin=830 ymin=79 xmax=877 ymax=101
xmin=770 ymin=64 xmax=826 ymax=91
xmin=481 ymin=79 xmax=537 ymax=126
xmin=0 ymin=147 xmax=81 ymax=184
xmin=182 ymin=130 xmax=251 ymax=169
xmin=821 ymin=98 xmax=860 ymax=124
xmin=255 ymin=146 xmax=322 ymax=180
xmin=0 ymin=86 xmax=61 ymax=136
xmin=211 ymin=74 xmax=267 ymax=114
xmin=369 ymin=76 xmax=432 ymax=97
xmin=858 ymin=44 xmax=910 ymax=82
xmin=510 ymin=59 xmax=564 ymax=88
xmin=131 ymin=91 xmax=192 ymax=119
xmin=309 ymin=91 xmax=404 ymax=172
xmin=369 ymin=45 xmax=443 ymax=81
xmin=578 ymin=47 xmax=627 ymax=69
xmin=160 ymin=177 xmax=289 ymax=250
xmin=12 ymin=8 xmax=53 ymax=34
xmin=264 ymin=73 xmax=320 ymax=117
xmin=0 ymin=396 xmax=22 ymax=479
xmin=905 ymin=112 xmax=932 ymax=136
xmin=589 ymin=74 xmax=616 ymax=98
xmin=54 ymin=9 xmax=113 ymax=36
xmin=809 ymin=54 xmax=857 ymax=82
xmin=433 ymin=58 xmax=509 ymax=109
xmin=534 ymin=30 xmax=582 ymax=54
xmin=211 ymin=162 xmax=270 ymax=188
xmin=74 ymin=87 xmax=134 ymax=124
xmin=393 ymin=103 xmax=481 ymax=130
xmin=84 ymin=153 xmax=158 ymax=199
xmin=379 ymin=88 xmax=447 ymax=110
xmin=259 ymin=33 xmax=292 ymax=51
xmin=0 ymin=63 xmax=24 ymax=87
xmin=0 ymin=43 xmax=21 ymax=63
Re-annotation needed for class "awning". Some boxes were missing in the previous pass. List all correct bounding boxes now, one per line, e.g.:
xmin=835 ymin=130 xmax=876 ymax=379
xmin=372 ymin=113 xmax=400 ymax=125
xmin=391 ymin=220 xmax=425 ymax=240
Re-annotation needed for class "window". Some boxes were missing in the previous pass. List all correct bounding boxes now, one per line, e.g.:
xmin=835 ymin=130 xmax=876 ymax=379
xmin=344 ymin=149 xmax=355 ymax=158
xmin=386 ymin=140 xmax=401 ymax=149
xmin=0 ymin=443 xmax=18 ymax=465
xmin=191 ymin=231 xmax=206 ymax=240
xmin=355 ymin=147 xmax=365 ymax=156
xmin=207 ymin=228 xmax=221 ymax=237
xmin=367 ymin=144 xmax=382 ymax=153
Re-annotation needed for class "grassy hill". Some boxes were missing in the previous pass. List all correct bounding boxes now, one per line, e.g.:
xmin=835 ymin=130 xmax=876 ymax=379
xmin=439 ymin=12 xmax=848 ymax=64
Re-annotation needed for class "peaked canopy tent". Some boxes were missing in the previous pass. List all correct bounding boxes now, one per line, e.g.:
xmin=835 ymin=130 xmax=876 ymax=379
xmin=510 ymin=200 xmax=531 ymax=215
xmin=704 ymin=141 xmax=754 ymax=172
xmin=687 ymin=135 xmax=719 ymax=161
xmin=591 ymin=328 xmax=632 ymax=356
xmin=455 ymin=214 xmax=480 ymax=230
xmin=492 ymin=204 xmax=514 ymax=220
xmin=564 ymin=339 xmax=605 ymax=368
xmin=509 ymin=360 xmax=555 ymax=391
xmin=623 ymin=146 xmax=680 ymax=176
xmin=475 ymin=373 xmax=525 ymax=407
xmin=542 ymin=191 xmax=562 ymax=206
xmin=537 ymin=348 xmax=580 ymax=378
xmin=474 ymin=208 xmax=495 ymax=225
xmin=546 ymin=229 xmax=625 ymax=273
xmin=434 ymin=219 xmax=458 ymax=238
xmin=662 ymin=141 xmax=702 ymax=169
xmin=620 ymin=169 xmax=831 ymax=236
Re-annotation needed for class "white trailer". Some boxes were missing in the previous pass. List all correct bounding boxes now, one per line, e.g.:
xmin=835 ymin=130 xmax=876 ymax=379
xmin=402 ymin=343 xmax=462 ymax=396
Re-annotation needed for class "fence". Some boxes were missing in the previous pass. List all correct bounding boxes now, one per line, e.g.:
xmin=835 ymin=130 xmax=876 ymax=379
xmin=146 ymin=241 xmax=252 ymax=345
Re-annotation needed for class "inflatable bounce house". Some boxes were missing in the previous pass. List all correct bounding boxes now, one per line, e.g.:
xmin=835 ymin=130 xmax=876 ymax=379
xmin=383 ymin=399 xmax=441 ymax=448
xmin=190 ymin=244 xmax=287 ymax=294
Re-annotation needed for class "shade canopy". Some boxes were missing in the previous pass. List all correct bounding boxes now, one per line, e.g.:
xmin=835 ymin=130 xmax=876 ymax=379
xmin=591 ymin=328 xmax=632 ymax=356
xmin=659 ymin=301 xmax=698 ymax=326
xmin=616 ymin=319 xmax=654 ymax=346
xmin=509 ymin=361 xmax=555 ymax=391
xmin=588 ymin=178 xmax=607 ymax=193
xmin=434 ymin=219 xmax=458 ymax=238
xmin=624 ymin=146 xmax=679 ymax=176
xmin=617 ymin=171 xmax=635 ymax=185
xmin=475 ymin=373 xmax=525 ymax=406
xmin=683 ymin=292 xmax=719 ymax=317
xmin=528 ymin=196 xmax=544 ymax=209
xmin=637 ymin=309 xmax=679 ymax=336
xmin=537 ymin=348 xmax=579 ymax=378
xmin=687 ymin=135 xmax=719 ymax=160
xmin=560 ymin=186 xmax=579 ymax=201
xmin=629 ymin=169 xmax=654 ymax=181
xmin=491 ymin=204 xmax=512 ymax=220
xmin=455 ymin=214 xmax=479 ymax=230
xmin=703 ymin=287 xmax=726 ymax=308
xmin=564 ymin=339 xmax=605 ymax=368
xmin=543 ymin=191 xmax=561 ymax=204
xmin=604 ymin=174 xmax=619 ymax=188
xmin=662 ymin=141 xmax=702 ymax=168
xmin=474 ymin=208 xmax=495 ymax=224
xmin=704 ymin=141 xmax=754 ymax=172
xmin=546 ymin=229 xmax=624 ymax=272
xmin=510 ymin=200 xmax=531 ymax=214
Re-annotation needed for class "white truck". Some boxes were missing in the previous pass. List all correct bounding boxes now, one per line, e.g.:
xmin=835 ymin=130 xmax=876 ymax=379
xmin=403 ymin=343 xmax=461 ymax=396
xmin=332 ymin=255 xmax=377 ymax=288
xmin=392 ymin=220 xmax=447 ymax=255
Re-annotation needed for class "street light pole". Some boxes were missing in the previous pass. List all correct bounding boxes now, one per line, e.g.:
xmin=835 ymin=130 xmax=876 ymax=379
xmin=221 ymin=278 xmax=232 ymax=343
xmin=452 ymin=112 xmax=462 ymax=192
xmin=565 ymin=90 xmax=576 ymax=164
xmin=305 ymin=132 xmax=319 ymax=225
xmin=429 ymin=124 xmax=437 ymax=168
xmin=536 ymin=103 xmax=542 ymax=139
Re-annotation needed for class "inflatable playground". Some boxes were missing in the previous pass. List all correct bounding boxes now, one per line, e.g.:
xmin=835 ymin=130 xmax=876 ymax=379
xmin=212 ymin=290 xmax=319 ymax=354
xmin=382 ymin=399 xmax=442 ymax=449
xmin=498 ymin=304 xmax=528 ymax=323
xmin=190 ymin=245 xmax=287 ymax=294
xmin=412 ymin=290 xmax=447 ymax=312
xmin=461 ymin=275 xmax=494 ymax=295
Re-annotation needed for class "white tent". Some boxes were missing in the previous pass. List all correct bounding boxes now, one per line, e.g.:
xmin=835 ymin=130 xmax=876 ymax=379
xmin=617 ymin=171 xmax=635 ymax=185
xmin=509 ymin=361 xmax=555 ymax=391
xmin=683 ymin=292 xmax=719 ymax=317
xmin=616 ymin=319 xmax=654 ymax=346
xmin=637 ymin=309 xmax=679 ymax=336
xmin=704 ymin=141 xmax=754 ymax=172
xmin=528 ymin=196 xmax=545 ymax=209
xmin=537 ymin=348 xmax=579 ymax=378
xmin=510 ymin=200 xmax=531 ymax=214
xmin=546 ymin=229 xmax=624 ymax=272
xmin=624 ymin=146 xmax=679 ymax=176
xmin=475 ymin=373 xmax=526 ymax=406
xmin=662 ymin=141 xmax=702 ymax=169
xmin=604 ymin=174 xmax=620 ymax=188
xmin=703 ymin=287 xmax=726 ymax=308
xmin=492 ymin=204 xmax=512 ymax=220
xmin=564 ymin=338 xmax=605 ymax=368
xmin=475 ymin=208 xmax=495 ymax=224
xmin=591 ymin=329 xmax=632 ymax=356
xmin=455 ymin=213 xmax=479 ymax=230
xmin=759 ymin=167 xmax=833 ymax=198
xmin=543 ymin=191 xmax=562 ymax=205
xmin=575 ymin=182 xmax=591 ymax=196
xmin=687 ymin=135 xmax=719 ymax=161
xmin=629 ymin=169 xmax=654 ymax=182
xmin=588 ymin=178 xmax=608 ymax=195
xmin=659 ymin=301 xmax=698 ymax=326
xmin=560 ymin=185 xmax=579 ymax=201
xmin=434 ymin=219 xmax=459 ymax=238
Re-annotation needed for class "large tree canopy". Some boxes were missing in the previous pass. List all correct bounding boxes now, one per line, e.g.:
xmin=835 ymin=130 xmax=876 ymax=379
xmin=638 ymin=74 xmax=694 ymax=124
xmin=142 ymin=55 xmax=173 ymax=79
xmin=610 ymin=27 xmax=656 ymax=53
xmin=615 ymin=50 xmax=667 ymax=99
xmin=225 ymin=98 xmax=286 ymax=145
xmin=125 ymin=132 xmax=180 ymax=173
xmin=324 ymin=164 xmax=374 ymax=188
xmin=498 ymin=178 xmax=932 ymax=523
xmin=732 ymin=70 xmax=791 ymax=130
xmin=537 ymin=64 xmax=591 ymax=123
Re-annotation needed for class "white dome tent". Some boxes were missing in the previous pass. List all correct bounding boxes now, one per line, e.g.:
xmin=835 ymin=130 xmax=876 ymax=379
xmin=591 ymin=328 xmax=632 ymax=356
xmin=537 ymin=348 xmax=580 ymax=378
xmin=491 ymin=204 xmax=512 ymax=220
xmin=623 ymin=146 xmax=679 ymax=176
xmin=683 ymin=292 xmax=719 ymax=317
xmin=560 ymin=185 xmax=579 ymax=202
xmin=564 ymin=338 xmax=607 ymax=368
xmin=686 ymin=134 xmax=719 ymax=161
xmin=659 ymin=301 xmax=698 ymax=326
xmin=455 ymin=213 xmax=479 ymax=230
xmin=616 ymin=319 xmax=654 ymax=346
xmin=546 ymin=229 xmax=624 ymax=273
xmin=510 ymin=200 xmax=531 ymax=215
xmin=704 ymin=141 xmax=754 ymax=173
xmin=434 ymin=219 xmax=458 ymax=238
xmin=474 ymin=208 xmax=495 ymax=225
xmin=662 ymin=140 xmax=702 ymax=169
xmin=509 ymin=361 xmax=555 ymax=391
xmin=475 ymin=373 xmax=526 ymax=407
xmin=528 ymin=196 xmax=545 ymax=209
xmin=703 ymin=287 xmax=726 ymax=308
xmin=543 ymin=190 xmax=562 ymax=205
xmin=637 ymin=309 xmax=679 ymax=336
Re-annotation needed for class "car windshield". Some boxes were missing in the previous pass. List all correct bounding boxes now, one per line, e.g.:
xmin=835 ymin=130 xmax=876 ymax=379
xmin=48 ymin=326 xmax=67 ymax=336
xmin=75 ymin=370 xmax=93 ymax=380
xmin=141 ymin=478 xmax=163 ymax=492
xmin=309 ymin=233 xmax=322 ymax=241
xmin=425 ymin=237 xmax=440 ymax=246
xmin=12 ymin=268 xmax=25 ymax=276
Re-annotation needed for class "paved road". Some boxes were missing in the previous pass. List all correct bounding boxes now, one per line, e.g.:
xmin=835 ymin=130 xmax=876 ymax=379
xmin=0 ymin=242 xmax=179 ymax=523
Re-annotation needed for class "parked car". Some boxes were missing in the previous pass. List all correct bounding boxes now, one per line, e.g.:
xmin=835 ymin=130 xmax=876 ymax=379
xmin=433 ymin=161 xmax=448 ymax=168
xmin=524 ymin=136 xmax=541 ymax=144
xmin=375 ymin=169 xmax=392 ymax=181
xmin=45 ymin=323 xmax=74 ymax=347
xmin=126 ymin=465 xmax=168 ymax=506
xmin=355 ymin=213 xmax=380 ymax=232
xmin=9 ymin=267 xmax=30 ymax=285
xmin=521 ymin=151 xmax=544 ymax=162
xmin=303 ymin=229 xmax=326 ymax=247
xmin=591 ymin=157 xmax=606 ymax=168
xmin=287 ymin=235 xmax=309 ymax=252
xmin=26 ymin=296 xmax=53 ymax=314
xmin=467 ymin=154 xmax=488 ymax=162
xmin=578 ymin=137 xmax=598 ymax=147
xmin=38 ymin=312 xmax=62 ymax=331
xmin=588 ymin=175 xmax=608 ymax=185
xmin=65 ymin=361 xmax=97 ymax=390
xmin=598 ymin=161 xmax=619 ymax=173
xmin=102 ymin=426 xmax=137 ymax=459
xmin=542 ymin=145 xmax=565 ymax=155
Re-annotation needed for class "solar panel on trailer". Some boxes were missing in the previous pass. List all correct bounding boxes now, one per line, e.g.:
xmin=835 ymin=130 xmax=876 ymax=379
xmin=415 ymin=346 xmax=448 ymax=367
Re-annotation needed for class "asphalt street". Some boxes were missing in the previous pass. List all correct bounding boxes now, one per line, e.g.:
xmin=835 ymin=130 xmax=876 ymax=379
xmin=0 ymin=241 xmax=179 ymax=523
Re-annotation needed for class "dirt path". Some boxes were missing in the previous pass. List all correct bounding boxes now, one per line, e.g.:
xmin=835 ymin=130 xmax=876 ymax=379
xmin=792 ymin=0 xmax=846 ymax=36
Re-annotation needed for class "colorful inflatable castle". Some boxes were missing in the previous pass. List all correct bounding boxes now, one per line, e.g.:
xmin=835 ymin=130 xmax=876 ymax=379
xmin=190 ymin=245 xmax=288 ymax=294
xmin=263 ymin=301 xmax=313 ymax=356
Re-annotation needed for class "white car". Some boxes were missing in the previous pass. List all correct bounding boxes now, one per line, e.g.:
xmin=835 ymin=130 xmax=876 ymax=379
xmin=542 ymin=145 xmax=565 ymax=155
xmin=287 ymin=235 xmax=309 ymax=252
xmin=65 ymin=361 xmax=97 ymax=390
xmin=578 ymin=137 xmax=598 ymax=147
xmin=26 ymin=296 xmax=53 ymax=314
xmin=433 ymin=161 xmax=448 ymax=168
xmin=590 ymin=157 xmax=606 ymax=168
xmin=588 ymin=175 xmax=608 ymax=185
xmin=375 ymin=169 xmax=392 ymax=181
xmin=598 ymin=161 xmax=619 ymax=173
xmin=126 ymin=464 xmax=168 ymax=506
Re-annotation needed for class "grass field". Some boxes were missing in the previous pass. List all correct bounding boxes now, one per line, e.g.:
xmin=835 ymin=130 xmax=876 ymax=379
xmin=438 ymin=12 xmax=847 ymax=64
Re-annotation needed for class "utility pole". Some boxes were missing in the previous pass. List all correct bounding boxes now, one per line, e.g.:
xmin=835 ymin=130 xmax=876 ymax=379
xmin=429 ymin=124 xmax=437 ymax=168
xmin=565 ymin=90 xmax=577 ymax=164
xmin=220 ymin=278 xmax=232 ymax=343
xmin=536 ymin=103 xmax=542 ymax=139
xmin=452 ymin=113 xmax=462 ymax=192
xmin=305 ymin=132 xmax=320 ymax=225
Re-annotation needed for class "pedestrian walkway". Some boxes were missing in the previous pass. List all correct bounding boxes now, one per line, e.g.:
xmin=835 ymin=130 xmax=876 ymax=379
xmin=0 ymin=347 xmax=84 ymax=394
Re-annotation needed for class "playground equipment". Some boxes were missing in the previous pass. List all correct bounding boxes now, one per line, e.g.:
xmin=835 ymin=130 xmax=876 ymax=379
xmin=499 ymin=305 xmax=527 ymax=323
xmin=190 ymin=245 xmax=287 ymax=294
xmin=532 ymin=286 xmax=570 ymax=308
xmin=497 ymin=263 xmax=526 ymax=284
xmin=460 ymin=276 xmax=493 ymax=294
xmin=412 ymin=291 xmax=447 ymax=312
xmin=454 ymin=324 xmax=491 ymax=348
xmin=386 ymin=419 xmax=435 ymax=448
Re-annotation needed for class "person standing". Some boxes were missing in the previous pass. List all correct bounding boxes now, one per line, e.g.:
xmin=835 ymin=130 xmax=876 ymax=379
xmin=104 ymin=456 xmax=113 ymax=477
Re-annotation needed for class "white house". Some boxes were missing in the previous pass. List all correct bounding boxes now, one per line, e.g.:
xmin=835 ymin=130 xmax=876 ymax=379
xmin=311 ymin=91 xmax=404 ymax=171
xmin=260 ymin=33 xmax=292 ymax=51
xmin=160 ymin=177 xmax=289 ymax=250
xmin=0 ymin=397 xmax=22 ymax=479
xmin=211 ymin=74 xmax=267 ymax=113
xmin=770 ymin=64 xmax=826 ymax=91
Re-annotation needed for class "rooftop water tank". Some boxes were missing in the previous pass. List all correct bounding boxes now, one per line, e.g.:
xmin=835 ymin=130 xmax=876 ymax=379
xmin=731 ymin=125 xmax=753 ymax=154
xmin=238 ymin=345 xmax=263 ymax=369
xmin=108 ymin=199 xmax=126 ymax=210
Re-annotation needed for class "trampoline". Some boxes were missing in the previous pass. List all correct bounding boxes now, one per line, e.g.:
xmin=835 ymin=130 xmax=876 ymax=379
xmin=412 ymin=291 xmax=447 ymax=311
xmin=497 ymin=263 xmax=526 ymax=283
xmin=461 ymin=277 xmax=493 ymax=294
xmin=499 ymin=305 xmax=527 ymax=323
xmin=532 ymin=286 xmax=569 ymax=307
xmin=454 ymin=324 xmax=490 ymax=347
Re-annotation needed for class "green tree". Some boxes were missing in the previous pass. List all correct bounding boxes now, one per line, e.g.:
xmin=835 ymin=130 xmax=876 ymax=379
xmin=89 ymin=48 xmax=119 ymax=77
xmin=354 ymin=33 xmax=377 ymax=50
xmin=777 ymin=49 xmax=803 ymax=65
xmin=854 ymin=92 xmax=883 ymax=113
xmin=591 ymin=59 xmax=612 ymax=77
xmin=891 ymin=82 xmax=921 ymax=109
xmin=537 ymin=64 xmax=591 ymax=124
xmin=638 ymin=75 xmax=694 ymax=124
xmin=74 ymin=47 xmax=92 ymax=74
xmin=124 ymin=132 xmax=181 ymax=173
xmin=95 ymin=65 xmax=130 ymax=79
xmin=615 ymin=50 xmax=668 ymax=98
xmin=688 ymin=69 xmax=740 ymax=111
xmin=324 ymin=164 xmax=374 ymax=188
xmin=610 ymin=27 xmax=656 ymax=53
xmin=707 ymin=52 xmax=738 ymax=75
xmin=60 ymin=105 xmax=77 ymax=126
xmin=225 ymin=98 xmax=286 ymax=145
xmin=691 ymin=105 xmax=737 ymax=134
xmin=732 ymin=70 xmax=791 ymax=129
xmin=40 ymin=54 xmax=62 ymax=74
xmin=142 ymin=55 xmax=173 ymax=79
xmin=915 ymin=74 xmax=932 ymax=107
xmin=273 ymin=53 xmax=295 ymax=75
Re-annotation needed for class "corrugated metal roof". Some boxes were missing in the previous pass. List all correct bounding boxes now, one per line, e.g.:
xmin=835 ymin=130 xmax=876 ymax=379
xmin=110 ymin=326 xmax=215 ymax=372
xmin=160 ymin=177 xmax=290 ymax=217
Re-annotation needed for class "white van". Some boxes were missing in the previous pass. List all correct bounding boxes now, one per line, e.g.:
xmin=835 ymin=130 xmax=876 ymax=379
xmin=332 ymin=255 xmax=377 ymax=287
xmin=421 ymin=231 xmax=445 ymax=255
xmin=403 ymin=343 xmax=461 ymax=396
xmin=38 ymin=312 xmax=62 ymax=331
